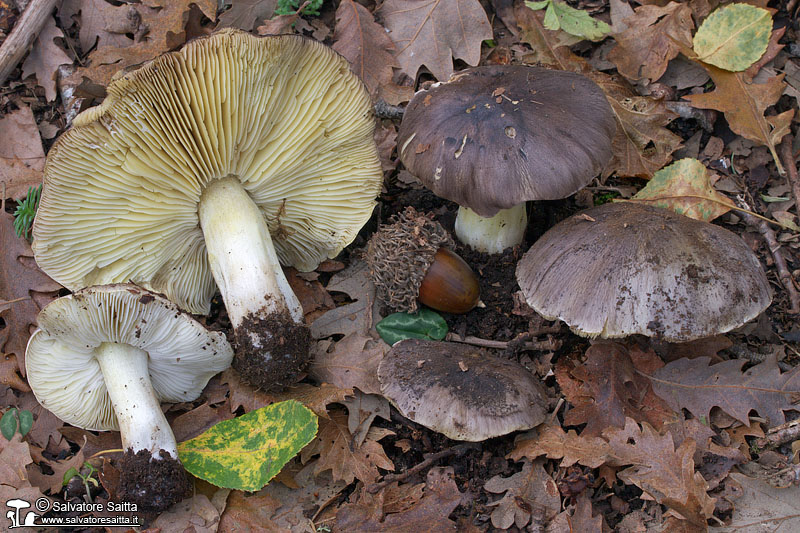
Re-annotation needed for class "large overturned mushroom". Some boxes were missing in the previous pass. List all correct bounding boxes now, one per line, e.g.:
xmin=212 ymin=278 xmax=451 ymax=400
xmin=515 ymin=202 xmax=772 ymax=342
xmin=32 ymin=29 xmax=383 ymax=390
xmin=378 ymin=339 xmax=547 ymax=441
xmin=397 ymin=65 xmax=615 ymax=254
xmin=25 ymin=284 xmax=233 ymax=511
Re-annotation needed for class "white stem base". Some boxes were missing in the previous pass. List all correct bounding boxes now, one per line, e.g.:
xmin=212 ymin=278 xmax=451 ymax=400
xmin=94 ymin=342 xmax=177 ymax=459
xmin=198 ymin=176 xmax=303 ymax=327
xmin=454 ymin=204 xmax=527 ymax=254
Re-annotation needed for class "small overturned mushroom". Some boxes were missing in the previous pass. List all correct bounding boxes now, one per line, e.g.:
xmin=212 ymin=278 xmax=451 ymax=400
xmin=366 ymin=207 xmax=480 ymax=314
xmin=25 ymin=284 xmax=233 ymax=511
xmin=397 ymin=65 xmax=615 ymax=254
xmin=378 ymin=339 xmax=547 ymax=441
xmin=516 ymin=202 xmax=772 ymax=342
xmin=33 ymin=29 xmax=383 ymax=390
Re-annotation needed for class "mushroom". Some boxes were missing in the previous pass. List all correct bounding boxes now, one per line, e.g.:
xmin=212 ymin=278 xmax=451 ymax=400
xmin=32 ymin=29 xmax=382 ymax=390
xmin=515 ymin=202 xmax=772 ymax=342
xmin=397 ymin=65 xmax=616 ymax=254
xmin=25 ymin=284 xmax=233 ymax=511
xmin=378 ymin=339 xmax=547 ymax=441
xmin=366 ymin=207 xmax=480 ymax=314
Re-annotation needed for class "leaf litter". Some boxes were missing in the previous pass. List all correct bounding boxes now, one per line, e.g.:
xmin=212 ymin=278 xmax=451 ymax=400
xmin=3 ymin=0 xmax=800 ymax=530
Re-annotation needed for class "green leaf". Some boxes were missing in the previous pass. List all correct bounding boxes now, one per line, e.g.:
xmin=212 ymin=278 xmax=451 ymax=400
xmin=376 ymin=308 xmax=448 ymax=346
xmin=525 ymin=0 xmax=609 ymax=41
xmin=0 ymin=409 xmax=19 ymax=440
xmin=13 ymin=184 xmax=42 ymax=239
xmin=178 ymin=400 xmax=317 ymax=491
xmin=17 ymin=409 xmax=33 ymax=437
xmin=63 ymin=467 xmax=80 ymax=487
xmin=760 ymin=194 xmax=790 ymax=203
xmin=629 ymin=158 xmax=734 ymax=221
xmin=693 ymin=3 xmax=772 ymax=72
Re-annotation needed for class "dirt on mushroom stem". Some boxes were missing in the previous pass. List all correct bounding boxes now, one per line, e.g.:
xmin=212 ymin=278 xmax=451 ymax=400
xmin=118 ymin=448 xmax=191 ymax=513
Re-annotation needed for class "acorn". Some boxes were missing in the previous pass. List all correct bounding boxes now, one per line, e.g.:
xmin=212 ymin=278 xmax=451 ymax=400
xmin=366 ymin=207 xmax=480 ymax=314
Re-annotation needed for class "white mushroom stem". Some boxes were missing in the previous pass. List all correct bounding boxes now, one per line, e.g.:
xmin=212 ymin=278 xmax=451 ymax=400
xmin=198 ymin=176 xmax=303 ymax=329
xmin=94 ymin=342 xmax=177 ymax=460
xmin=454 ymin=204 xmax=527 ymax=254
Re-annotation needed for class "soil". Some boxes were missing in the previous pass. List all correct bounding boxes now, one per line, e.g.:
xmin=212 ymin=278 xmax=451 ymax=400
xmin=117 ymin=449 xmax=191 ymax=513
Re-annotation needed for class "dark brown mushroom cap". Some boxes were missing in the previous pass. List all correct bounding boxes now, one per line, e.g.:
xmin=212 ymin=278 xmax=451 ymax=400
xmin=516 ymin=202 xmax=772 ymax=342
xmin=397 ymin=65 xmax=616 ymax=217
xmin=378 ymin=339 xmax=547 ymax=441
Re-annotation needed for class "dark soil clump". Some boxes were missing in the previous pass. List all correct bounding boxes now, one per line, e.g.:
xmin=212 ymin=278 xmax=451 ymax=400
xmin=232 ymin=308 xmax=311 ymax=392
xmin=118 ymin=449 xmax=190 ymax=513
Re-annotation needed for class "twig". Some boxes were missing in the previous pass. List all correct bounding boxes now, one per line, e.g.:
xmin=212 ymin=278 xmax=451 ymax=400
xmin=445 ymin=332 xmax=560 ymax=351
xmin=374 ymin=99 xmax=405 ymax=120
xmin=0 ymin=0 xmax=58 ymax=87
xmin=781 ymin=135 xmax=800 ymax=219
xmin=754 ymin=419 xmax=800 ymax=450
xmin=366 ymin=443 xmax=477 ymax=494
xmin=737 ymin=197 xmax=800 ymax=314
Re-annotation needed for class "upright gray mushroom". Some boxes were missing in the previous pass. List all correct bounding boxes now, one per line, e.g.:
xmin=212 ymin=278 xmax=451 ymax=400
xmin=378 ymin=339 xmax=547 ymax=441
xmin=397 ymin=65 xmax=615 ymax=253
xmin=516 ymin=202 xmax=772 ymax=342
xmin=32 ymin=29 xmax=382 ymax=390
xmin=25 ymin=284 xmax=233 ymax=511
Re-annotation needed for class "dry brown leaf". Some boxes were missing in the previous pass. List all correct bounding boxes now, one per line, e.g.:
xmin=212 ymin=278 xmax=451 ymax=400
xmin=556 ymin=342 xmax=675 ymax=436
xmin=743 ymin=26 xmax=786 ymax=82
xmin=684 ymin=65 xmax=794 ymax=174
xmin=710 ymin=473 xmax=800 ymax=532
xmin=310 ymin=259 xmax=377 ymax=339
xmin=285 ymin=267 xmax=335 ymax=323
xmin=0 ymin=353 xmax=29 ymax=391
xmin=309 ymin=333 xmax=388 ymax=395
xmin=604 ymin=419 xmax=716 ymax=528
xmin=589 ymin=72 xmax=683 ymax=179
xmin=514 ymin=3 xmax=586 ymax=72
xmin=484 ymin=458 xmax=560 ymax=530
xmin=340 ymin=390 xmax=391 ymax=446
xmin=378 ymin=0 xmax=492 ymax=81
xmin=607 ymin=2 xmax=694 ymax=83
xmin=170 ymin=402 xmax=234 ymax=443
xmin=21 ymin=16 xmax=72 ymax=102
xmin=303 ymin=408 xmax=394 ymax=484
xmin=0 ymin=210 xmax=62 ymax=369
xmin=0 ymin=434 xmax=34 ymax=489
xmin=27 ymin=449 xmax=85 ymax=494
xmin=59 ymin=0 xmax=142 ymax=51
xmin=216 ymin=0 xmax=277 ymax=31
xmin=649 ymin=355 xmax=800 ymax=427
xmin=150 ymin=491 xmax=227 ymax=533
xmin=0 ymin=106 xmax=46 ymax=200
xmin=374 ymin=122 xmax=399 ymax=174
xmin=561 ymin=493 xmax=603 ymax=532
xmin=508 ymin=424 xmax=616 ymax=468
xmin=383 ymin=481 xmax=426 ymax=514
xmin=380 ymin=467 xmax=468 ymax=531
xmin=333 ymin=0 xmax=396 ymax=97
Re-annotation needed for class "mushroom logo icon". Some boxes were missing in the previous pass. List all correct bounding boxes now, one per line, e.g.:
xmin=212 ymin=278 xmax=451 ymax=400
xmin=5 ymin=499 xmax=39 ymax=528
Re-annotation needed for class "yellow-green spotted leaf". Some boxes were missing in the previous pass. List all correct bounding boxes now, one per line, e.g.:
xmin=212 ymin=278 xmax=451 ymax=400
xmin=693 ymin=4 xmax=771 ymax=72
xmin=629 ymin=158 xmax=734 ymax=222
xmin=178 ymin=400 xmax=317 ymax=491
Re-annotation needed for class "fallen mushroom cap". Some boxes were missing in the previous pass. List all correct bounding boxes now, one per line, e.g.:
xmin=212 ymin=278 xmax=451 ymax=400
xmin=25 ymin=284 xmax=233 ymax=511
xmin=397 ymin=65 xmax=616 ymax=218
xmin=378 ymin=339 xmax=547 ymax=441
xmin=32 ymin=29 xmax=382 ymax=390
xmin=516 ymin=202 xmax=772 ymax=342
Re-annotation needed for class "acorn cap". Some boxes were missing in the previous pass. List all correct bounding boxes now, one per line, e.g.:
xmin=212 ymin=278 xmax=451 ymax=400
xmin=32 ymin=29 xmax=382 ymax=314
xmin=378 ymin=339 xmax=547 ymax=441
xmin=516 ymin=202 xmax=772 ymax=342
xmin=366 ymin=207 xmax=454 ymax=312
xmin=25 ymin=284 xmax=233 ymax=431
xmin=397 ymin=65 xmax=616 ymax=217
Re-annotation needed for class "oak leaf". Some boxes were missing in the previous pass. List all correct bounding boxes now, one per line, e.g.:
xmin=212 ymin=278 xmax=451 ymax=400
xmin=332 ymin=0 xmax=396 ymax=97
xmin=514 ymin=2 xmax=586 ymax=72
xmin=381 ymin=467 xmax=468 ymax=531
xmin=604 ymin=419 xmax=716 ymax=527
xmin=303 ymin=408 xmax=394 ymax=484
xmin=309 ymin=333 xmax=388 ymax=395
xmin=21 ymin=16 xmax=72 ymax=102
xmin=378 ymin=0 xmax=492 ymax=81
xmin=709 ymin=473 xmax=800 ymax=532
xmin=484 ymin=459 xmax=560 ymax=530
xmin=684 ymin=64 xmax=794 ymax=174
xmin=0 ymin=106 xmax=46 ymax=200
xmin=310 ymin=259 xmax=378 ymax=339
xmin=607 ymin=2 xmax=694 ymax=83
xmin=508 ymin=424 xmax=616 ymax=468
xmin=0 ymin=211 xmax=61 ymax=371
xmin=59 ymin=0 xmax=142 ymax=51
xmin=649 ymin=355 xmax=800 ymax=426
xmin=27 ymin=449 xmax=85 ymax=494
xmin=589 ymin=72 xmax=683 ymax=179
xmin=216 ymin=0 xmax=276 ymax=30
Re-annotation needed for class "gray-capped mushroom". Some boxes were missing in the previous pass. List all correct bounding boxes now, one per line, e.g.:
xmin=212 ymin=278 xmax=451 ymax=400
xmin=25 ymin=284 xmax=233 ymax=512
xmin=397 ymin=65 xmax=615 ymax=254
xmin=515 ymin=202 xmax=772 ymax=342
xmin=378 ymin=339 xmax=547 ymax=441
xmin=32 ymin=29 xmax=383 ymax=390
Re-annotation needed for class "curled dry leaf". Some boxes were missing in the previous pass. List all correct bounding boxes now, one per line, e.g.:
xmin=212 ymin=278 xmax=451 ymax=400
xmin=21 ymin=16 xmax=72 ymax=101
xmin=309 ymin=333 xmax=388 ymax=395
xmin=378 ymin=0 xmax=492 ymax=81
xmin=0 ymin=106 xmax=46 ymax=200
xmin=484 ymin=458 xmax=560 ymax=530
xmin=508 ymin=424 xmax=616 ymax=468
